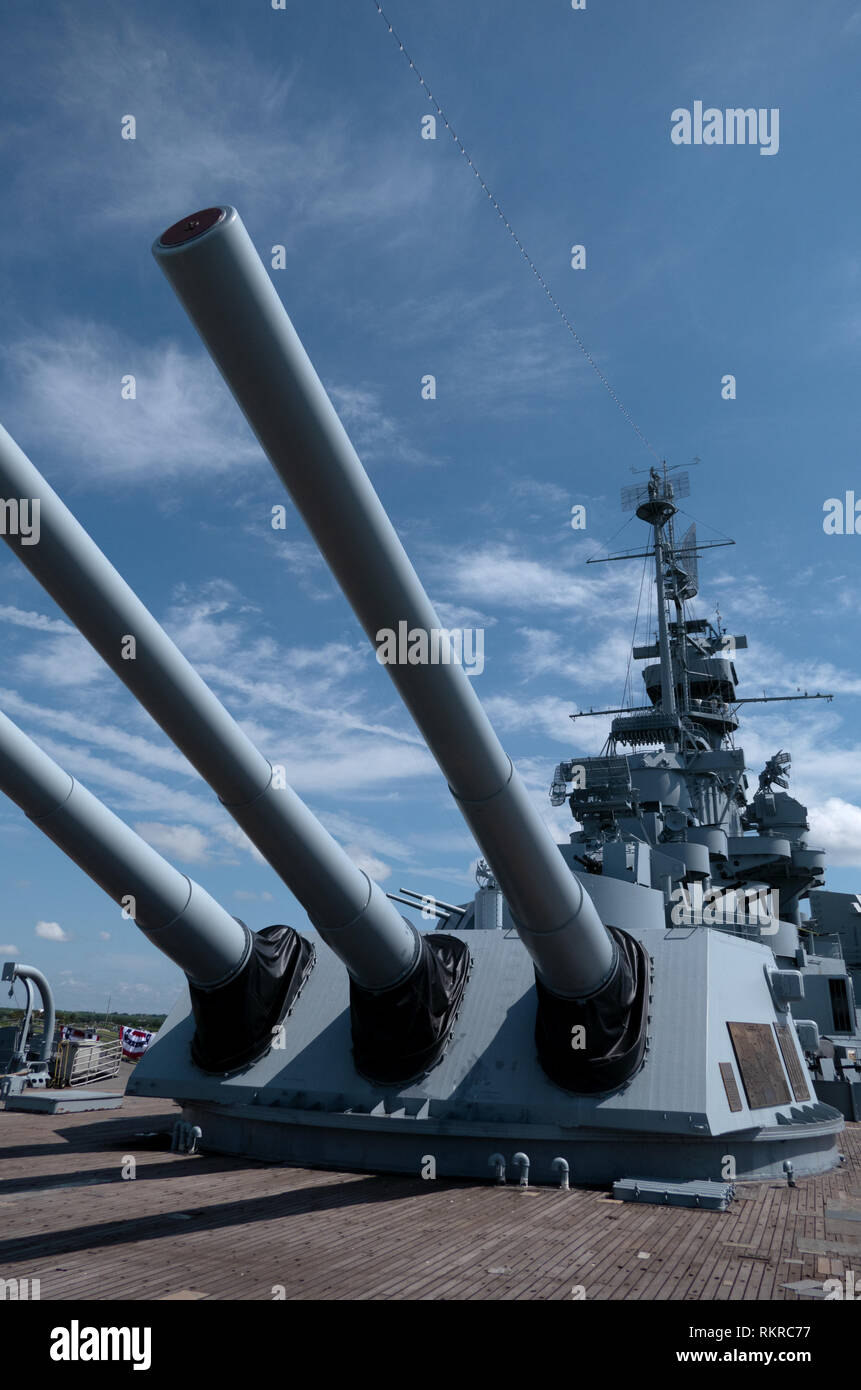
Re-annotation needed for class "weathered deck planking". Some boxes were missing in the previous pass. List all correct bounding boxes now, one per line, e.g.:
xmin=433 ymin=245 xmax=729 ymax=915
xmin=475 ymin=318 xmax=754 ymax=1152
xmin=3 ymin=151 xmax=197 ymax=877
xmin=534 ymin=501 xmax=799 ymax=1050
xmin=1 ymin=1096 xmax=859 ymax=1301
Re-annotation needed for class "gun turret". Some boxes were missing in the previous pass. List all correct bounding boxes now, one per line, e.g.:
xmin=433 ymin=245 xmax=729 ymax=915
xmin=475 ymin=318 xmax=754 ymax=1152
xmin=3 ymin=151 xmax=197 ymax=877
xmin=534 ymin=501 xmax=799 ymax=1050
xmin=153 ymin=206 xmax=649 ymax=1091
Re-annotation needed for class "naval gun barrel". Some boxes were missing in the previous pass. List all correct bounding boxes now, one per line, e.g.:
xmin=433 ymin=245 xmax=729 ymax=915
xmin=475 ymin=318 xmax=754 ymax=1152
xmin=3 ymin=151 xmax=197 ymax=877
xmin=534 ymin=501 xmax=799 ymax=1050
xmin=0 ymin=706 xmax=249 ymax=988
xmin=153 ymin=207 xmax=617 ymax=1000
xmin=0 ymin=424 xmax=417 ymax=993
xmin=0 ymin=707 xmax=318 ymax=1071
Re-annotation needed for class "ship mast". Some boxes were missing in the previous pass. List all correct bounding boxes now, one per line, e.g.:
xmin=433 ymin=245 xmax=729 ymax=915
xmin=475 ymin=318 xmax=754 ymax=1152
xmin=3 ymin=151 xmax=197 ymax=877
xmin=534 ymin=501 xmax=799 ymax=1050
xmin=573 ymin=463 xmax=833 ymax=757
xmin=642 ymin=466 xmax=677 ymax=731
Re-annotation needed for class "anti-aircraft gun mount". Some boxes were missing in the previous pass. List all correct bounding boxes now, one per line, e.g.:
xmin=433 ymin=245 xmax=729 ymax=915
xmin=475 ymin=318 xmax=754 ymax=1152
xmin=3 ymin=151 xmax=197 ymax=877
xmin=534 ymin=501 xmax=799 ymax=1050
xmin=0 ymin=205 xmax=845 ymax=1187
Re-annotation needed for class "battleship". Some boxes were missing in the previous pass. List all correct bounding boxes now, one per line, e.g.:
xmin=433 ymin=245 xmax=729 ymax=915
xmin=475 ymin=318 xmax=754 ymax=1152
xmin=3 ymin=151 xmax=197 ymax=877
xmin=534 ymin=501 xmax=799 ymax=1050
xmin=0 ymin=205 xmax=856 ymax=1221
xmin=0 ymin=204 xmax=857 ymax=1308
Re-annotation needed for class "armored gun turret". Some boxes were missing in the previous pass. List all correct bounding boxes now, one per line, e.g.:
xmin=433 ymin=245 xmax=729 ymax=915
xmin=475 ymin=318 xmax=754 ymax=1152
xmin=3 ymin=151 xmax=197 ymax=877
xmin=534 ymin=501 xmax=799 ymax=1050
xmin=0 ymin=206 xmax=845 ymax=1188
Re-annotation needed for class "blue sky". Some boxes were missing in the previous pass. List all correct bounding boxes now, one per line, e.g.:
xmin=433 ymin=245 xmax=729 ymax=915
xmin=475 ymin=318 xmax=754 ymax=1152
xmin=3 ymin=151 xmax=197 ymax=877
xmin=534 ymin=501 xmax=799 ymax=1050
xmin=0 ymin=0 xmax=859 ymax=1013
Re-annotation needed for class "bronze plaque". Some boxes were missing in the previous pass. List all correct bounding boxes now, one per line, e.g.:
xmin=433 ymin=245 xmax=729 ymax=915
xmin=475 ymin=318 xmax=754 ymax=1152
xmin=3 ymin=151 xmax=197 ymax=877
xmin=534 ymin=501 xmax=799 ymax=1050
xmin=719 ymin=1061 xmax=743 ymax=1112
xmin=727 ymin=1022 xmax=791 ymax=1110
xmin=774 ymin=1023 xmax=811 ymax=1102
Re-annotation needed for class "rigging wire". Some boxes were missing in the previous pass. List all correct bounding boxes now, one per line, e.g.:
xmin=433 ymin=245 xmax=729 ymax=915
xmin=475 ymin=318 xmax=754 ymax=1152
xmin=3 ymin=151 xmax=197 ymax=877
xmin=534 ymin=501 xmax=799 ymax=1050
xmin=371 ymin=0 xmax=662 ymax=463
xmin=584 ymin=510 xmax=637 ymax=565
xmin=673 ymin=504 xmax=734 ymax=546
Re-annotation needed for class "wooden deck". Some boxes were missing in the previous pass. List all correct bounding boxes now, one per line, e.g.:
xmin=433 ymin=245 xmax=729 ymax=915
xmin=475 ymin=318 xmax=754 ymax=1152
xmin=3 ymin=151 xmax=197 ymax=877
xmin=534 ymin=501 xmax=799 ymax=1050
xmin=1 ymin=1089 xmax=859 ymax=1300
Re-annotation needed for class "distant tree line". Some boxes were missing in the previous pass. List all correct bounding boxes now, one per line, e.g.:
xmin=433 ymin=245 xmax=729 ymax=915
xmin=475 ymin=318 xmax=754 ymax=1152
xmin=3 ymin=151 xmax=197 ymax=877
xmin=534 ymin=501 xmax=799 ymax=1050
xmin=0 ymin=1008 xmax=166 ymax=1030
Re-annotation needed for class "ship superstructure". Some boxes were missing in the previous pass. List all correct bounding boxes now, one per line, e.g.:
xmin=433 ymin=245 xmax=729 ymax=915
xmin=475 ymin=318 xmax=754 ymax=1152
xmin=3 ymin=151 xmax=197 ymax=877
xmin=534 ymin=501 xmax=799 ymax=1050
xmin=549 ymin=464 xmax=861 ymax=1117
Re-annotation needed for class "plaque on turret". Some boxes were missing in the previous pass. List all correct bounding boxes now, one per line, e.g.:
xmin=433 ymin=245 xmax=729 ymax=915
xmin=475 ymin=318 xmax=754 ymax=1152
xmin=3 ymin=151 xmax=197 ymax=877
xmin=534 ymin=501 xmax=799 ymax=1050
xmin=773 ymin=1024 xmax=811 ymax=1102
xmin=727 ymin=1023 xmax=791 ymax=1110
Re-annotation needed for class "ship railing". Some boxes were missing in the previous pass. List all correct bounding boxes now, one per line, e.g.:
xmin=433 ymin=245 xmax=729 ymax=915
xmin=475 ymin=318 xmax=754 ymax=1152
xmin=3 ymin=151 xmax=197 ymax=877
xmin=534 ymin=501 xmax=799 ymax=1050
xmin=52 ymin=1039 xmax=122 ymax=1088
xmin=800 ymin=930 xmax=845 ymax=961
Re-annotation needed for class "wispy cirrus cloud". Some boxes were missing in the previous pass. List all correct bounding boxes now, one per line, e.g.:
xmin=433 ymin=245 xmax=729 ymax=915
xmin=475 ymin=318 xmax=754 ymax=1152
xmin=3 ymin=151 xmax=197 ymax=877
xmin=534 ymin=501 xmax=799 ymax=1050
xmin=1 ymin=322 xmax=262 ymax=484
xmin=0 ymin=12 xmax=438 ymax=250
xmin=432 ymin=540 xmax=637 ymax=617
xmin=327 ymin=384 xmax=442 ymax=469
xmin=0 ymin=605 xmax=76 ymax=636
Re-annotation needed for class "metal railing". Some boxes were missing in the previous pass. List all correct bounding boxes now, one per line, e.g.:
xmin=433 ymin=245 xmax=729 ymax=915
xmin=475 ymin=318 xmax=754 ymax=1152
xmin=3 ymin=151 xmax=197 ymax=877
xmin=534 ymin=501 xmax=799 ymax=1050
xmin=52 ymin=1039 xmax=122 ymax=1088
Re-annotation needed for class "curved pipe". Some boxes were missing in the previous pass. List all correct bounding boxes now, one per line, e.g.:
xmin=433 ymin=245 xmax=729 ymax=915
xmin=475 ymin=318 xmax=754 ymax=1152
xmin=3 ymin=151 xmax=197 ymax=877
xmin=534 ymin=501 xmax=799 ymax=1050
xmin=6 ymin=964 xmax=54 ymax=1064
xmin=152 ymin=206 xmax=617 ymax=1000
xmin=512 ymin=1152 xmax=530 ymax=1188
xmin=0 ymin=422 xmax=418 ymax=992
xmin=4 ymin=971 xmax=36 ymax=1068
xmin=551 ymin=1157 xmax=570 ymax=1191
xmin=488 ymin=1152 xmax=506 ymax=1185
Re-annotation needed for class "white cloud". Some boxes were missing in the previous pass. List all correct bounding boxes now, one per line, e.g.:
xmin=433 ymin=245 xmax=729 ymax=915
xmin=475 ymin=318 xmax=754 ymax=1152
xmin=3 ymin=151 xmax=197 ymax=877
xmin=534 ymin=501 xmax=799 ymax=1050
xmin=17 ymin=633 xmax=108 ymax=688
xmin=328 ymin=384 xmax=440 ymax=469
xmin=1 ymin=15 xmax=438 ymax=250
xmin=808 ymin=799 xmax=861 ymax=868
xmin=0 ymin=606 xmax=76 ymax=636
xmin=35 ymin=920 xmax=70 ymax=941
xmin=0 ymin=688 xmax=195 ymax=779
xmin=134 ymin=822 xmax=212 ymax=866
xmin=286 ymin=741 xmax=436 ymax=795
xmin=0 ymin=943 xmax=20 ymax=954
xmin=2 ymin=323 xmax=262 ymax=484
xmin=34 ymin=735 xmax=218 ymax=826
xmin=484 ymin=693 xmax=583 ymax=746
xmin=432 ymin=601 xmax=497 ymax=630
xmin=511 ymin=625 xmax=637 ymax=690
xmin=435 ymin=541 xmax=636 ymax=617
xmin=344 ymin=843 xmax=392 ymax=883
xmin=98 ymin=931 xmax=111 ymax=941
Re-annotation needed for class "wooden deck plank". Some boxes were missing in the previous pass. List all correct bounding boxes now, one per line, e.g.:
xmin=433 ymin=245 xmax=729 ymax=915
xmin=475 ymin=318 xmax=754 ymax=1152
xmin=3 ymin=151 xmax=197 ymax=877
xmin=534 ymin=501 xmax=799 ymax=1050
xmin=2 ymin=1098 xmax=858 ymax=1301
